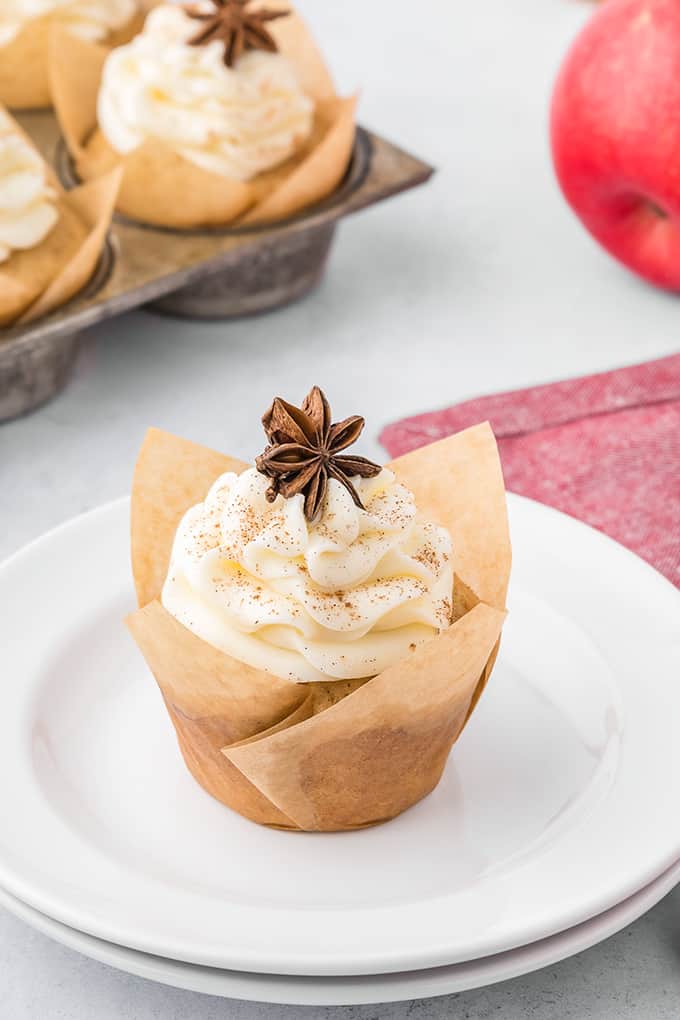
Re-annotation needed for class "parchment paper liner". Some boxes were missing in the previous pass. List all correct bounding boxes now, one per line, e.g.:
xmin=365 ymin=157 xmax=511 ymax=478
xmin=0 ymin=111 xmax=121 ymax=327
xmin=49 ymin=7 xmax=357 ymax=229
xmin=127 ymin=422 xmax=511 ymax=831
xmin=0 ymin=8 xmax=146 ymax=111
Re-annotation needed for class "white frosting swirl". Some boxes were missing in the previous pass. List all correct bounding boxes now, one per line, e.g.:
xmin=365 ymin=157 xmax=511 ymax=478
xmin=162 ymin=467 xmax=454 ymax=684
xmin=0 ymin=0 xmax=137 ymax=47
xmin=0 ymin=129 xmax=58 ymax=264
xmin=97 ymin=4 xmax=314 ymax=181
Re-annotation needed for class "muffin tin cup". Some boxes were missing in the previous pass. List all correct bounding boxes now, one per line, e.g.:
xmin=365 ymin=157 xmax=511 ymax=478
xmin=1 ymin=111 xmax=433 ymax=418
xmin=149 ymin=221 xmax=337 ymax=319
xmin=55 ymin=129 xmax=373 ymax=322
xmin=0 ymin=242 xmax=115 ymax=422
xmin=0 ymin=330 xmax=82 ymax=422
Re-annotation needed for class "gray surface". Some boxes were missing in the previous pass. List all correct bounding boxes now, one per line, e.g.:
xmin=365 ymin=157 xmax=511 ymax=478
xmin=1 ymin=0 xmax=679 ymax=1015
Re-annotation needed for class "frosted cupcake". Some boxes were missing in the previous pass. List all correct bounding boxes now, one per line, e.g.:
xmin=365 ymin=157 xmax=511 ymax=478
xmin=162 ymin=388 xmax=454 ymax=684
xmin=128 ymin=389 xmax=511 ymax=831
xmin=50 ymin=2 xmax=357 ymax=227
xmin=0 ymin=0 xmax=142 ymax=109
xmin=0 ymin=110 xmax=120 ymax=326
xmin=0 ymin=127 xmax=59 ymax=264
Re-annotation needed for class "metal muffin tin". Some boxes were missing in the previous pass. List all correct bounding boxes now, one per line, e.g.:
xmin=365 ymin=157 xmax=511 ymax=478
xmin=1 ymin=110 xmax=434 ymax=420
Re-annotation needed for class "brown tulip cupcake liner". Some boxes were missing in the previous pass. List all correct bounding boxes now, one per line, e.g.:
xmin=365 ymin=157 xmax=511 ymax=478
xmin=127 ymin=421 xmax=511 ymax=832
xmin=0 ymin=110 xmax=120 ymax=329
xmin=0 ymin=6 xmax=147 ymax=111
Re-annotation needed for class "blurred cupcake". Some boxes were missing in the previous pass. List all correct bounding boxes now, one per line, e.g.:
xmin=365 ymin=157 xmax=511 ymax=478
xmin=50 ymin=1 xmax=357 ymax=227
xmin=0 ymin=109 xmax=120 ymax=326
xmin=0 ymin=0 xmax=143 ymax=110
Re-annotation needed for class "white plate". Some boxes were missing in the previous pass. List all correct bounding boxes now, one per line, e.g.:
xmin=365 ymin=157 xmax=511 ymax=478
xmin=0 ymin=495 xmax=679 ymax=976
xmin=1 ymin=859 xmax=678 ymax=1005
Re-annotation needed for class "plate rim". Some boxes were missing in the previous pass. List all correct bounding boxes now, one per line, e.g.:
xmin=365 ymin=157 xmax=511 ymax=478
xmin=0 ymin=858 xmax=678 ymax=1006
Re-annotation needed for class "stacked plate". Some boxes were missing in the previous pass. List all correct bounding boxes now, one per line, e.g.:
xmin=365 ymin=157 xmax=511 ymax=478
xmin=0 ymin=494 xmax=678 ymax=1006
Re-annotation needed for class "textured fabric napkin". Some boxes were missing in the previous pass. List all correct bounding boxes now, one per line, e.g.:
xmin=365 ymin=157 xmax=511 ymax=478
xmin=380 ymin=355 xmax=680 ymax=588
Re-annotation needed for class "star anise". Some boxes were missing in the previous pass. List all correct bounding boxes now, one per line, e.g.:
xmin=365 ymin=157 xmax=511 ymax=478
xmin=255 ymin=387 xmax=382 ymax=522
xmin=185 ymin=0 xmax=289 ymax=68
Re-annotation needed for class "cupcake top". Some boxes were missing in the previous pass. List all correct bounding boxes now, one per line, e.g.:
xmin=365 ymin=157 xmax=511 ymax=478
xmin=97 ymin=2 xmax=315 ymax=181
xmin=0 ymin=121 xmax=58 ymax=264
xmin=0 ymin=0 xmax=138 ymax=47
xmin=162 ymin=388 xmax=454 ymax=684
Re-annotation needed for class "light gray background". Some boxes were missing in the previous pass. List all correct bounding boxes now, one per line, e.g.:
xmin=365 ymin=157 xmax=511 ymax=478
xmin=1 ymin=0 xmax=679 ymax=1016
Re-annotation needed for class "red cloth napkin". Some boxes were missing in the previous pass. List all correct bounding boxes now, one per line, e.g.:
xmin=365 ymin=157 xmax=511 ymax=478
xmin=380 ymin=355 xmax=680 ymax=588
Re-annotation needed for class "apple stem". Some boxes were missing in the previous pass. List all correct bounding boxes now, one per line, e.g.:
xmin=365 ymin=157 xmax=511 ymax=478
xmin=646 ymin=200 xmax=669 ymax=220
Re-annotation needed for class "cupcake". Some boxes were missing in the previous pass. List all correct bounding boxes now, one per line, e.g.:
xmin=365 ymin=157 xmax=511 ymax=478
xmin=0 ymin=0 xmax=143 ymax=110
xmin=127 ymin=389 xmax=511 ymax=831
xmin=0 ymin=109 xmax=120 ymax=327
xmin=50 ymin=1 xmax=357 ymax=228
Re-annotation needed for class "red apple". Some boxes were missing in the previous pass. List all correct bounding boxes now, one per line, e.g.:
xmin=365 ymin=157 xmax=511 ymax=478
xmin=551 ymin=0 xmax=680 ymax=290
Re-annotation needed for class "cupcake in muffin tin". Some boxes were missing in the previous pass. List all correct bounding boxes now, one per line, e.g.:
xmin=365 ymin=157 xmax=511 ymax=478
xmin=50 ymin=1 xmax=357 ymax=229
xmin=0 ymin=0 xmax=144 ymax=110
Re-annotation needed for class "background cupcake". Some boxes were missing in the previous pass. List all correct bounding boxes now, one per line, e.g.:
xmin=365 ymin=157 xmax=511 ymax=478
xmin=50 ymin=1 xmax=357 ymax=227
xmin=0 ymin=109 xmax=120 ymax=326
xmin=0 ymin=0 xmax=144 ymax=110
